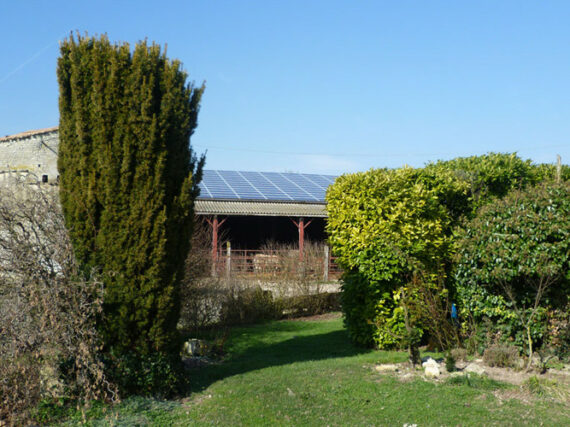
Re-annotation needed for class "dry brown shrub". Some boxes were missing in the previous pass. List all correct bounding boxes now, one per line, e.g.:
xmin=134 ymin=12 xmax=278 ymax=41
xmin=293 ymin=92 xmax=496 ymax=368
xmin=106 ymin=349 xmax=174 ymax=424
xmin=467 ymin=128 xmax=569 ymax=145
xmin=0 ymin=184 xmax=116 ymax=424
xmin=483 ymin=343 xmax=520 ymax=368
xmin=179 ymin=236 xmax=340 ymax=330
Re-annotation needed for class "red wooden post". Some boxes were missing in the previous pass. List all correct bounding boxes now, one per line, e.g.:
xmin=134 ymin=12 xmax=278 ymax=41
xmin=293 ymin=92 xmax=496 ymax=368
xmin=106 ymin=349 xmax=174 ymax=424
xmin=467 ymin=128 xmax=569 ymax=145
xmin=212 ymin=216 xmax=219 ymax=264
xmin=300 ymin=217 xmax=305 ymax=261
xmin=291 ymin=217 xmax=313 ymax=261
xmin=205 ymin=215 xmax=226 ymax=277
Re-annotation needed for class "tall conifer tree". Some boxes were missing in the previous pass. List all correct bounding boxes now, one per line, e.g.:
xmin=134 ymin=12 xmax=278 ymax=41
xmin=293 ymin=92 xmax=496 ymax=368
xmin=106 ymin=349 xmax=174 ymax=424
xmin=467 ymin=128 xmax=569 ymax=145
xmin=57 ymin=34 xmax=204 ymax=357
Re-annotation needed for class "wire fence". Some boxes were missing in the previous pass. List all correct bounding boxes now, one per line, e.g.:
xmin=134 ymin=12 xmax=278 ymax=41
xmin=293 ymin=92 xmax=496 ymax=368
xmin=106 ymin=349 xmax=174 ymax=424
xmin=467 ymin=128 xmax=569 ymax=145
xmin=210 ymin=247 xmax=341 ymax=281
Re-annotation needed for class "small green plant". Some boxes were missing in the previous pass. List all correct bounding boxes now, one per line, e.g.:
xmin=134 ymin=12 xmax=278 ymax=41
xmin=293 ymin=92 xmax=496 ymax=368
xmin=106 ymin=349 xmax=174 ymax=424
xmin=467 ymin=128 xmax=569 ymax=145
xmin=524 ymin=376 xmax=556 ymax=396
xmin=31 ymin=397 xmax=75 ymax=425
xmin=445 ymin=352 xmax=456 ymax=372
xmin=483 ymin=343 xmax=519 ymax=368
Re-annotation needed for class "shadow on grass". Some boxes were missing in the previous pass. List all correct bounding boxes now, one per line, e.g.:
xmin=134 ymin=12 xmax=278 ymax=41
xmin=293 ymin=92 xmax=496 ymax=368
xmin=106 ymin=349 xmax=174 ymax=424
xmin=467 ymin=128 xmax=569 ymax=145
xmin=187 ymin=326 xmax=372 ymax=392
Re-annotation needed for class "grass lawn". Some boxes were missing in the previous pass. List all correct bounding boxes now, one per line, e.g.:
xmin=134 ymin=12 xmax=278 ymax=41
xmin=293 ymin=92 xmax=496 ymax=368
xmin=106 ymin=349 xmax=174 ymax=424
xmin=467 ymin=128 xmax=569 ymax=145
xmin=62 ymin=314 xmax=569 ymax=426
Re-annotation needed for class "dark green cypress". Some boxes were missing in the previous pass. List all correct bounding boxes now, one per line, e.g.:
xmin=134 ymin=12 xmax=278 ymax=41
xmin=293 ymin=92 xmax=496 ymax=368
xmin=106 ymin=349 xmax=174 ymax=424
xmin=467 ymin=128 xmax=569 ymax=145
xmin=57 ymin=34 xmax=204 ymax=358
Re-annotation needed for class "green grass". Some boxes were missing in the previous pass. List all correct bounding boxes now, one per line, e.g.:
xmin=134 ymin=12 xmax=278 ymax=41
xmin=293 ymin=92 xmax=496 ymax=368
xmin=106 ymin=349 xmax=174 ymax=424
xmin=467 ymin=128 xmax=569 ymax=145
xmin=62 ymin=315 xmax=570 ymax=426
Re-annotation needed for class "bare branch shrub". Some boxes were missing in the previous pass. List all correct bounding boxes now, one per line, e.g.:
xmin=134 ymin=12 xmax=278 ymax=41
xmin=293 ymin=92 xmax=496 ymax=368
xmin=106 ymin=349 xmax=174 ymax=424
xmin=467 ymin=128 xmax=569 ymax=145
xmin=179 ymin=232 xmax=340 ymax=331
xmin=0 ymin=184 xmax=116 ymax=424
xmin=179 ymin=217 xmax=219 ymax=330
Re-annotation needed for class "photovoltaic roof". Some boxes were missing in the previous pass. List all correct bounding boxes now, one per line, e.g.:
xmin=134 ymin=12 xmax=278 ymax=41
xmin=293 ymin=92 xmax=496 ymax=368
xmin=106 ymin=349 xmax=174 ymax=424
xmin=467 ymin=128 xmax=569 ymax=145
xmin=198 ymin=170 xmax=337 ymax=203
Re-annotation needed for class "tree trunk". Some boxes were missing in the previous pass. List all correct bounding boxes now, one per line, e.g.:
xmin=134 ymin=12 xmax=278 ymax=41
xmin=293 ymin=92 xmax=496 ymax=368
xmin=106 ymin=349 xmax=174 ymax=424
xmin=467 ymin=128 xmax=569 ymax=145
xmin=526 ymin=325 xmax=533 ymax=371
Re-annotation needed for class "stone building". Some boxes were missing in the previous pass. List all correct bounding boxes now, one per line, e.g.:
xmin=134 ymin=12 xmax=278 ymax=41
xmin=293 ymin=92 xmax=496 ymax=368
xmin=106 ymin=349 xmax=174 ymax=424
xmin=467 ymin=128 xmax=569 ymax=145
xmin=0 ymin=127 xmax=59 ymax=185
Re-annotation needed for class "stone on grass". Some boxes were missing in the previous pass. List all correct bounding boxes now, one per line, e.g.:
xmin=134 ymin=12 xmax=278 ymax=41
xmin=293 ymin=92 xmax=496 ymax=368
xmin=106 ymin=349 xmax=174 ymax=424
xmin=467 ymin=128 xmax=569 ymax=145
xmin=464 ymin=363 xmax=486 ymax=375
xmin=422 ymin=357 xmax=441 ymax=378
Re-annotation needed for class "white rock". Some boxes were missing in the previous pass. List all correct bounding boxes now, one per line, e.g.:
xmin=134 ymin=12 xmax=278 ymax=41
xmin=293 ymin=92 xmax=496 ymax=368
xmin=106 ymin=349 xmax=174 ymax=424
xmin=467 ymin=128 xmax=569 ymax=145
xmin=464 ymin=363 xmax=486 ymax=375
xmin=421 ymin=357 xmax=441 ymax=377
xmin=422 ymin=357 xmax=438 ymax=368
xmin=424 ymin=364 xmax=441 ymax=378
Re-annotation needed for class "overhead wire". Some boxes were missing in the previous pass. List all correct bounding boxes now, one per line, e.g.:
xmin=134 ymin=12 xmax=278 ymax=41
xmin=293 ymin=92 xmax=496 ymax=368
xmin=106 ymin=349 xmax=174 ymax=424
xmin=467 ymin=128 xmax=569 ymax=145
xmin=193 ymin=142 xmax=569 ymax=159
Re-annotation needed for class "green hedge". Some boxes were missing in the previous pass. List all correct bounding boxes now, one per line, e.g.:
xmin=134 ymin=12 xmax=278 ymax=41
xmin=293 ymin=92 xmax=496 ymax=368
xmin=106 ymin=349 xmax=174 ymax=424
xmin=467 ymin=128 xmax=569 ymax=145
xmin=326 ymin=167 xmax=464 ymax=347
xmin=326 ymin=153 xmax=567 ymax=349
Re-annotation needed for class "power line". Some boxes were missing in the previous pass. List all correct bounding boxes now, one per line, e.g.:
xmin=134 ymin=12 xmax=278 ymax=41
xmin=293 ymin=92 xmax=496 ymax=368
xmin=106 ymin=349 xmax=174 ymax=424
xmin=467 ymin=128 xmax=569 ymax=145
xmin=193 ymin=142 xmax=570 ymax=159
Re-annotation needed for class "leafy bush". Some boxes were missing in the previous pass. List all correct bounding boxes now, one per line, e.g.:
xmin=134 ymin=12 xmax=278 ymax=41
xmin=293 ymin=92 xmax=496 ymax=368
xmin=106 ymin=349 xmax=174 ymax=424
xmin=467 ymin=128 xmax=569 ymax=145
xmin=326 ymin=153 xmax=563 ymax=353
xmin=483 ymin=343 xmax=520 ymax=368
xmin=105 ymin=351 xmax=185 ymax=398
xmin=425 ymin=153 xmax=541 ymax=214
xmin=326 ymin=167 xmax=466 ymax=348
xmin=455 ymin=182 xmax=570 ymax=366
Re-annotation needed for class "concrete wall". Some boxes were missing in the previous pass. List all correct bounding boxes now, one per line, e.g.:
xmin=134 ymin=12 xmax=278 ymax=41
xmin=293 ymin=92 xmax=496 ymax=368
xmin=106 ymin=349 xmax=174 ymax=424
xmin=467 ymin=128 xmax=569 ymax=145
xmin=0 ymin=127 xmax=59 ymax=185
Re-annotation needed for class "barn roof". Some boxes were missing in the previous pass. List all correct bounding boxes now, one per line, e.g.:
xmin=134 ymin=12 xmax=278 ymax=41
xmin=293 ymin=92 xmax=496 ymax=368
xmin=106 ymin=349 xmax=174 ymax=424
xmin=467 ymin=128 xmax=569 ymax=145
xmin=198 ymin=170 xmax=336 ymax=202
xmin=195 ymin=170 xmax=337 ymax=217
xmin=194 ymin=200 xmax=327 ymax=217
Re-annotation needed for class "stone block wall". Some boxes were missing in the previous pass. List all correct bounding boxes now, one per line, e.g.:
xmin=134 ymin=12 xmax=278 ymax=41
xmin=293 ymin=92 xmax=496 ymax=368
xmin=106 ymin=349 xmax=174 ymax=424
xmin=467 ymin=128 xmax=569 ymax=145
xmin=0 ymin=127 xmax=59 ymax=185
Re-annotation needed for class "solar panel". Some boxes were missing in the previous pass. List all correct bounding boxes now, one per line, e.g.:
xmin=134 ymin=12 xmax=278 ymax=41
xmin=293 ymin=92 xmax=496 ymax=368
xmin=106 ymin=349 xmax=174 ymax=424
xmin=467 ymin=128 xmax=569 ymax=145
xmin=198 ymin=170 xmax=337 ymax=202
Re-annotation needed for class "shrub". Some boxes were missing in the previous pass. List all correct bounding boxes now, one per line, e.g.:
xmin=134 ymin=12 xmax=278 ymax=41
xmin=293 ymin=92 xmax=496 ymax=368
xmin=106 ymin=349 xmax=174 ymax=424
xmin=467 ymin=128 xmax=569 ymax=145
xmin=425 ymin=152 xmax=541 ymax=214
xmin=180 ymin=237 xmax=340 ymax=330
xmin=220 ymin=286 xmax=282 ymax=325
xmin=281 ymin=292 xmax=341 ymax=318
xmin=179 ymin=218 xmax=217 ymax=331
xmin=57 ymin=34 xmax=204 ymax=394
xmin=455 ymin=182 xmax=570 ymax=367
xmin=326 ymin=167 xmax=466 ymax=348
xmin=445 ymin=353 xmax=456 ymax=372
xmin=450 ymin=348 xmax=468 ymax=363
xmin=483 ymin=343 xmax=520 ymax=368
xmin=0 ymin=185 xmax=115 ymax=424
xmin=104 ymin=352 xmax=185 ymax=398
xmin=546 ymin=303 xmax=570 ymax=362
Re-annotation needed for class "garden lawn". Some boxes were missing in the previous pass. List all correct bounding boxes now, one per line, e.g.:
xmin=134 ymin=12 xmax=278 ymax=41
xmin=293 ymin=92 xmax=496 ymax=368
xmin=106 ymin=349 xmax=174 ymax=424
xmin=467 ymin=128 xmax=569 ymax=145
xmin=63 ymin=314 xmax=569 ymax=426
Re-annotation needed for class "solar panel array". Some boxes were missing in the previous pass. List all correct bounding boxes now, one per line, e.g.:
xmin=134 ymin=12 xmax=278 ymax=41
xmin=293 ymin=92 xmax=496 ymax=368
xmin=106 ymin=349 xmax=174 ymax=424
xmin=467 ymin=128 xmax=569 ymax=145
xmin=198 ymin=170 xmax=337 ymax=202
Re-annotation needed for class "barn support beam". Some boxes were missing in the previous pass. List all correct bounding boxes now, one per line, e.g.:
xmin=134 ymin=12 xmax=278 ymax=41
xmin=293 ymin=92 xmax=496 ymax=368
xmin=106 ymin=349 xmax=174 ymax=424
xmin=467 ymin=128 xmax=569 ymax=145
xmin=205 ymin=215 xmax=227 ymax=277
xmin=291 ymin=217 xmax=313 ymax=261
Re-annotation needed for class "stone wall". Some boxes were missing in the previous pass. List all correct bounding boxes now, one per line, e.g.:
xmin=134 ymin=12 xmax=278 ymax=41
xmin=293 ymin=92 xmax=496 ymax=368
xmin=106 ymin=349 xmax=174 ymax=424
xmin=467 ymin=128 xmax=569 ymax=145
xmin=0 ymin=127 xmax=59 ymax=185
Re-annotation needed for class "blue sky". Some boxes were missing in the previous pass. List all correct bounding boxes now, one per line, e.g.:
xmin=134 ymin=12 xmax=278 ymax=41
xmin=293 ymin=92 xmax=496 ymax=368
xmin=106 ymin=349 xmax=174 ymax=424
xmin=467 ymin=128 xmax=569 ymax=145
xmin=1 ymin=1 xmax=569 ymax=174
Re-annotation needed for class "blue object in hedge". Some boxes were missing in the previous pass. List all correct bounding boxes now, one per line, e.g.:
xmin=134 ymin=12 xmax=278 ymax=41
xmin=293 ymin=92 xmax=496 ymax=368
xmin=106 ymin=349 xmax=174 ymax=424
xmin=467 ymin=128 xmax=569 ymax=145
xmin=451 ymin=303 xmax=458 ymax=320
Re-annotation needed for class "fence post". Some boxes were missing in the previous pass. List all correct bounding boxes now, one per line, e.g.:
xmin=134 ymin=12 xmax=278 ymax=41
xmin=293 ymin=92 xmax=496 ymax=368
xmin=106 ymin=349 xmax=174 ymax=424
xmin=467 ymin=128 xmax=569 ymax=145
xmin=225 ymin=241 xmax=231 ymax=279
xmin=323 ymin=245 xmax=329 ymax=281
